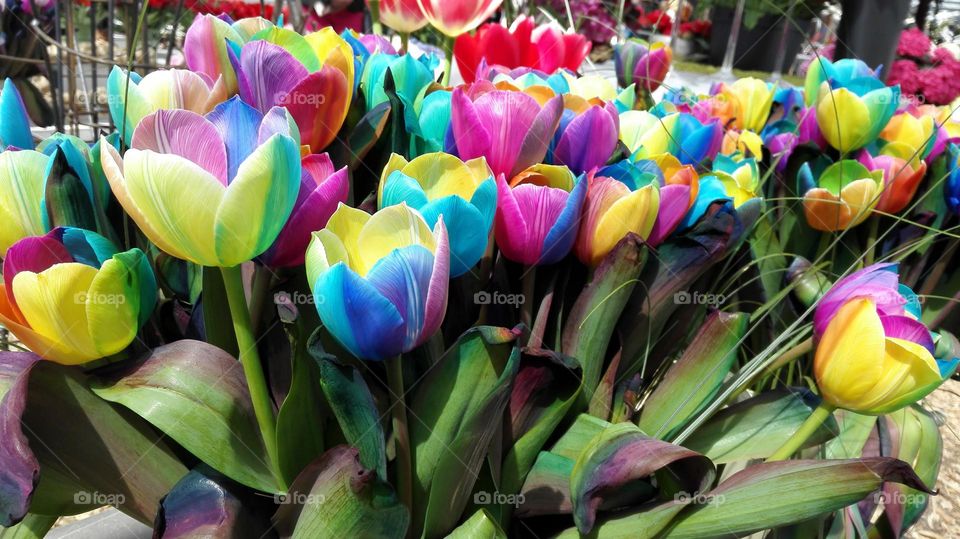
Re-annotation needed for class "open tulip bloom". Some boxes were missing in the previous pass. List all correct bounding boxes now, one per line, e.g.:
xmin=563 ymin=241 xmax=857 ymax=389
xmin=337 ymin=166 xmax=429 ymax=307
xmin=0 ymin=227 xmax=156 ymax=365
xmin=620 ymin=110 xmax=723 ymax=166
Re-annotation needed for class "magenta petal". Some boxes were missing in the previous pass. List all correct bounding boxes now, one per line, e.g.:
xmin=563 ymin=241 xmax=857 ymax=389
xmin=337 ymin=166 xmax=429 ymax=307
xmin=509 ymin=183 xmax=569 ymax=265
xmin=450 ymin=88 xmax=495 ymax=174
xmin=880 ymin=314 xmax=936 ymax=353
xmin=516 ymin=94 xmax=563 ymax=178
xmin=814 ymin=263 xmax=901 ymax=337
xmin=534 ymin=27 xmax=564 ymax=74
xmin=648 ymin=184 xmax=690 ymax=246
xmin=3 ymin=234 xmax=73 ymax=311
xmin=237 ymin=41 xmax=307 ymax=113
xmin=494 ymin=174 xmax=533 ymax=264
xmin=302 ymin=152 xmax=336 ymax=185
xmin=131 ymin=109 xmax=229 ymax=184
xmin=417 ymin=219 xmax=450 ymax=348
xmin=472 ymin=91 xmax=542 ymax=179
xmin=555 ymin=104 xmax=619 ymax=175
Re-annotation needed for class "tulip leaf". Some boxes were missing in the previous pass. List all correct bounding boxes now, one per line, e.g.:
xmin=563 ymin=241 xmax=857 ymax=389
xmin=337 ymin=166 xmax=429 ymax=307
xmin=447 ymin=509 xmax=507 ymax=539
xmin=683 ymin=388 xmax=839 ymax=464
xmin=637 ymin=311 xmax=748 ymax=439
xmin=0 ymin=513 xmax=57 ymax=539
xmin=91 ymin=340 xmax=277 ymax=492
xmin=22 ymin=362 xmax=187 ymax=524
xmin=313 ymin=340 xmax=386 ymax=481
xmin=409 ymin=326 xmax=522 ymax=538
xmin=824 ymin=409 xmax=876 ymax=459
xmin=570 ymin=423 xmax=715 ymax=534
xmin=0 ymin=352 xmax=40 ymax=527
xmin=272 ymin=446 xmax=408 ymax=539
xmin=328 ymin=102 xmax=391 ymax=171
xmin=554 ymin=499 xmax=688 ymax=539
xmin=156 ymin=467 xmax=274 ymax=538
xmin=562 ymin=235 xmax=647 ymax=397
xmin=658 ymin=458 xmax=932 ymax=538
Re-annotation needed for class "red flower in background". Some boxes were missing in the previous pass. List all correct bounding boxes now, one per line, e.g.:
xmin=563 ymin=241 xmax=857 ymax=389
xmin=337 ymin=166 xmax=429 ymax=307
xmin=636 ymin=9 xmax=673 ymax=35
xmin=454 ymin=17 xmax=591 ymax=82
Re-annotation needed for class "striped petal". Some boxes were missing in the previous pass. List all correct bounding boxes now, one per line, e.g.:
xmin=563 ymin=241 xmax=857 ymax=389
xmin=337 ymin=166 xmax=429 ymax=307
xmin=205 ymin=97 xmax=264 ymax=182
xmin=555 ymin=104 xmax=619 ymax=174
xmin=366 ymin=244 xmax=436 ymax=351
xmin=131 ymin=110 xmax=228 ymax=184
xmin=0 ymin=150 xmax=48 ymax=257
xmin=184 ymin=13 xmax=244 ymax=93
xmin=540 ymin=172 xmax=587 ymax=265
xmin=237 ymin=41 xmax=308 ymax=113
xmin=355 ymin=204 xmax=436 ymax=276
xmin=280 ymin=66 xmax=350 ymax=152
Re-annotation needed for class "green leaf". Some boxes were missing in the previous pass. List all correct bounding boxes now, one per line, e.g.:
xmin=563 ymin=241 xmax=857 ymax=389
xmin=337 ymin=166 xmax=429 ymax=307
xmin=570 ymin=423 xmax=715 ymax=534
xmin=445 ymin=509 xmax=507 ymax=539
xmin=554 ymin=499 xmax=687 ymax=539
xmin=824 ymin=409 xmax=876 ymax=459
xmin=22 ymin=362 xmax=188 ymax=524
xmin=409 ymin=326 xmax=521 ymax=538
xmin=0 ymin=513 xmax=57 ymax=539
xmin=658 ymin=458 xmax=932 ymax=538
xmin=638 ymin=311 xmax=748 ymax=439
xmin=273 ymin=446 xmax=408 ymax=539
xmin=91 ymin=340 xmax=277 ymax=493
xmin=683 ymin=388 xmax=840 ymax=464
xmin=562 ymin=235 xmax=647 ymax=396
xmin=328 ymin=102 xmax=391 ymax=171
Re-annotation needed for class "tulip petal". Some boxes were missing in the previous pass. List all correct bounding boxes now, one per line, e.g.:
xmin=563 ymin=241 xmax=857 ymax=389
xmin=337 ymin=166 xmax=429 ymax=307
xmin=857 ymin=337 xmax=942 ymax=413
xmin=136 ymin=70 xmax=219 ymax=115
xmin=131 ymin=110 xmax=229 ymax=185
xmin=314 ymin=263 xmax=405 ymax=360
xmin=258 ymin=106 xmax=301 ymax=147
xmin=355 ymin=204 xmax=436 ymax=276
xmin=648 ymin=183 xmax=691 ymax=246
xmin=419 ymin=195 xmax=488 ymax=277
xmin=215 ymin=135 xmax=300 ymax=266
xmin=106 ymin=67 xmax=152 ymax=144
xmin=381 ymin=171 xmax=430 ymax=209
xmin=306 ymin=229 xmax=349 ymax=286
xmin=280 ymin=67 xmax=350 ymax=152
xmin=84 ymin=255 xmax=142 ymax=356
xmin=555 ymin=105 xmax=619 ymax=174
xmin=365 ymin=244 xmax=435 ymax=350
xmin=420 ymin=219 xmax=449 ymax=346
xmin=494 ymin=174 xmax=533 ymax=264
xmin=0 ymin=79 xmax=33 ymax=149
xmin=516 ymin=95 xmax=563 ymax=179
xmin=252 ymin=26 xmax=320 ymax=72
xmin=205 ymin=97 xmax=264 ymax=182
xmin=0 ymin=283 xmax=90 ymax=364
xmin=450 ymin=89 xmax=495 ymax=174
xmin=881 ymin=314 xmax=936 ymax=353
xmin=541 ymin=173 xmax=587 ymax=265
xmin=815 ymin=299 xmax=886 ymax=409
xmin=184 ymin=14 xmax=244 ymax=92
xmin=591 ymin=183 xmax=659 ymax=264
xmin=237 ymin=41 xmax=308 ymax=113
xmin=325 ymin=203 xmax=371 ymax=268
xmin=0 ymin=150 xmax=48 ymax=256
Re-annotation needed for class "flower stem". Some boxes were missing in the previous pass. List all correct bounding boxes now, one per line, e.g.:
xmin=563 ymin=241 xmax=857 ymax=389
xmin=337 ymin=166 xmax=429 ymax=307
xmin=766 ymin=402 xmax=835 ymax=462
xmin=248 ymin=265 xmax=274 ymax=335
xmin=441 ymin=35 xmax=455 ymax=86
xmin=369 ymin=0 xmax=383 ymax=35
xmin=400 ymin=32 xmax=410 ymax=54
xmin=520 ymin=265 xmax=537 ymax=338
xmin=387 ymin=355 xmax=412 ymax=512
xmin=220 ymin=265 xmax=284 ymax=489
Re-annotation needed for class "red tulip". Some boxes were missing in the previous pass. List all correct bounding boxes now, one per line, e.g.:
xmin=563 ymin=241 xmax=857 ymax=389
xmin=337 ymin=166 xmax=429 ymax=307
xmin=370 ymin=0 xmax=427 ymax=33
xmin=418 ymin=0 xmax=503 ymax=37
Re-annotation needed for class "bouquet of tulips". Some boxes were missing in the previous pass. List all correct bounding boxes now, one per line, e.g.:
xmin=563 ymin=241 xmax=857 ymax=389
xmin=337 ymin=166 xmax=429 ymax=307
xmin=1 ymin=6 xmax=959 ymax=538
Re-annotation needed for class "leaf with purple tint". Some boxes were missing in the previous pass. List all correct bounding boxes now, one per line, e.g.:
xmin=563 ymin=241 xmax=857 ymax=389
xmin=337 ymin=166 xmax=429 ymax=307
xmin=156 ymin=467 xmax=273 ymax=538
xmin=0 ymin=352 xmax=40 ymax=527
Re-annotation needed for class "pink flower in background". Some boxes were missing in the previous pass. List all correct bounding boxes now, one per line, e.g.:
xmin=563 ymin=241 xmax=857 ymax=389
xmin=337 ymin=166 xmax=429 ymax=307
xmin=897 ymin=28 xmax=932 ymax=58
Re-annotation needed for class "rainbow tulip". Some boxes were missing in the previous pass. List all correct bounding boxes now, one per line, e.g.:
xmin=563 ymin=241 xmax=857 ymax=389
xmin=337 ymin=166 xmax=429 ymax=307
xmin=799 ymin=159 xmax=883 ymax=231
xmin=858 ymin=151 xmax=926 ymax=215
xmin=373 ymin=0 xmax=428 ymax=33
xmin=417 ymin=0 xmax=504 ymax=37
xmin=679 ymin=155 xmax=758 ymax=229
xmin=361 ymin=53 xmax=437 ymax=122
xmin=0 ymin=78 xmax=33 ymax=150
xmin=305 ymin=204 xmax=449 ymax=360
xmin=878 ymin=112 xmax=938 ymax=162
xmin=411 ymin=88 xmax=451 ymax=156
xmin=614 ymin=38 xmax=672 ymax=94
xmin=495 ymin=164 xmax=586 ymax=265
xmin=99 ymin=97 xmax=301 ymax=267
xmin=0 ymin=149 xmax=48 ymax=256
xmin=720 ymin=77 xmax=775 ymax=133
xmin=379 ymin=152 xmax=495 ymax=277
xmin=229 ymin=27 xmax=354 ymax=152
xmin=107 ymin=67 xmax=229 ymax=145
xmin=259 ymin=153 xmax=349 ymax=268
xmin=550 ymin=99 xmax=620 ymax=175
xmin=451 ymin=87 xmax=563 ymax=179
xmin=803 ymin=57 xmax=881 ymax=107
xmin=0 ymin=227 xmax=156 ymax=365
xmin=575 ymin=172 xmax=659 ymax=266
xmin=815 ymin=80 xmax=899 ymax=153
xmin=619 ymin=111 xmax=722 ymax=166
xmin=813 ymin=263 xmax=957 ymax=414
xmin=945 ymin=144 xmax=960 ymax=214
xmin=183 ymin=14 xmax=272 ymax=94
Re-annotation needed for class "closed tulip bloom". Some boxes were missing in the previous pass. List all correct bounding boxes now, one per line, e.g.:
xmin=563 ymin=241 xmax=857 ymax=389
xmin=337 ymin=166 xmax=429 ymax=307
xmin=799 ymin=159 xmax=883 ymax=231
xmin=858 ymin=152 xmax=926 ymax=215
xmin=0 ymin=149 xmax=47 ymax=256
xmin=379 ymin=153 xmax=495 ymax=277
xmin=0 ymin=227 xmax=156 ymax=365
xmin=107 ymin=67 xmax=229 ymax=145
xmin=451 ymin=88 xmax=563 ymax=179
xmin=878 ymin=112 xmax=938 ymax=162
xmin=722 ymin=77 xmax=775 ymax=133
xmin=620 ymin=111 xmax=723 ymax=166
xmin=495 ymin=164 xmax=586 ymax=265
xmin=551 ymin=100 xmax=620 ymax=175
xmin=946 ymin=145 xmax=960 ymax=213
xmin=374 ymin=0 xmax=428 ymax=33
xmin=816 ymin=81 xmax=899 ymax=153
xmin=361 ymin=53 xmax=437 ymax=119
xmin=259 ymin=153 xmax=349 ymax=268
xmin=813 ymin=264 xmax=956 ymax=414
xmin=305 ymin=204 xmax=449 ymax=360
xmin=803 ymin=57 xmax=880 ymax=107
xmin=99 ymin=97 xmax=301 ymax=267
xmin=679 ymin=155 xmax=758 ymax=229
xmin=615 ymin=38 xmax=672 ymax=93
xmin=575 ymin=173 xmax=659 ymax=266
xmin=1 ymin=78 xmax=34 ymax=150
xmin=417 ymin=0 xmax=504 ymax=37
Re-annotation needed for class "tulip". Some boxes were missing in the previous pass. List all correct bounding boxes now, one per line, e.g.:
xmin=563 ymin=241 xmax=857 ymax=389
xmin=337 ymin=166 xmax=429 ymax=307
xmin=798 ymin=159 xmax=883 ymax=231
xmin=229 ymin=27 xmax=355 ymax=152
xmin=0 ymin=78 xmax=33 ymax=150
xmin=0 ymin=227 xmax=156 ymax=365
xmin=615 ymin=38 xmax=672 ymax=94
xmin=107 ymin=66 xmax=230 ymax=146
xmin=417 ymin=0 xmax=504 ymax=37
xmin=0 ymin=149 xmax=48 ymax=256
xmin=37 ymin=133 xmax=111 ymax=233
xmin=812 ymin=264 xmax=956 ymax=414
xmin=532 ymin=22 xmax=592 ymax=74
xmin=858 ymin=152 xmax=926 ymax=215
xmin=451 ymin=87 xmax=563 ymax=179
xmin=361 ymin=53 xmax=437 ymax=124
xmin=575 ymin=172 xmax=659 ymax=266
xmin=373 ymin=0 xmax=428 ymax=34
xmin=99 ymin=97 xmax=301 ymax=267
xmin=803 ymin=57 xmax=881 ymax=107
xmin=815 ymin=80 xmax=899 ymax=153
xmin=487 ymin=68 xmax=571 ymax=99
xmin=721 ymin=129 xmax=764 ymax=159
xmin=945 ymin=144 xmax=960 ymax=214
xmin=620 ymin=111 xmax=722 ymax=166
xmin=720 ymin=77 xmax=775 ymax=133
xmin=379 ymin=153 xmax=495 ymax=277
xmin=305 ymin=203 xmax=449 ymax=360
xmin=550 ymin=100 xmax=620 ymax=175
xmin=183 ymin=14 xmax=272 ymax=94
xmin=495 ymin=164 xmax=586 ymax=265
xmin=563 ymin=75 xmax=636 ymax=112
xmin=258 ymin=153 xmax=349 ymax=268
xmin=679 ymin=155 xmax=758 ymax=230
xmin=878 ymin=112 xmax=938 ymax=162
